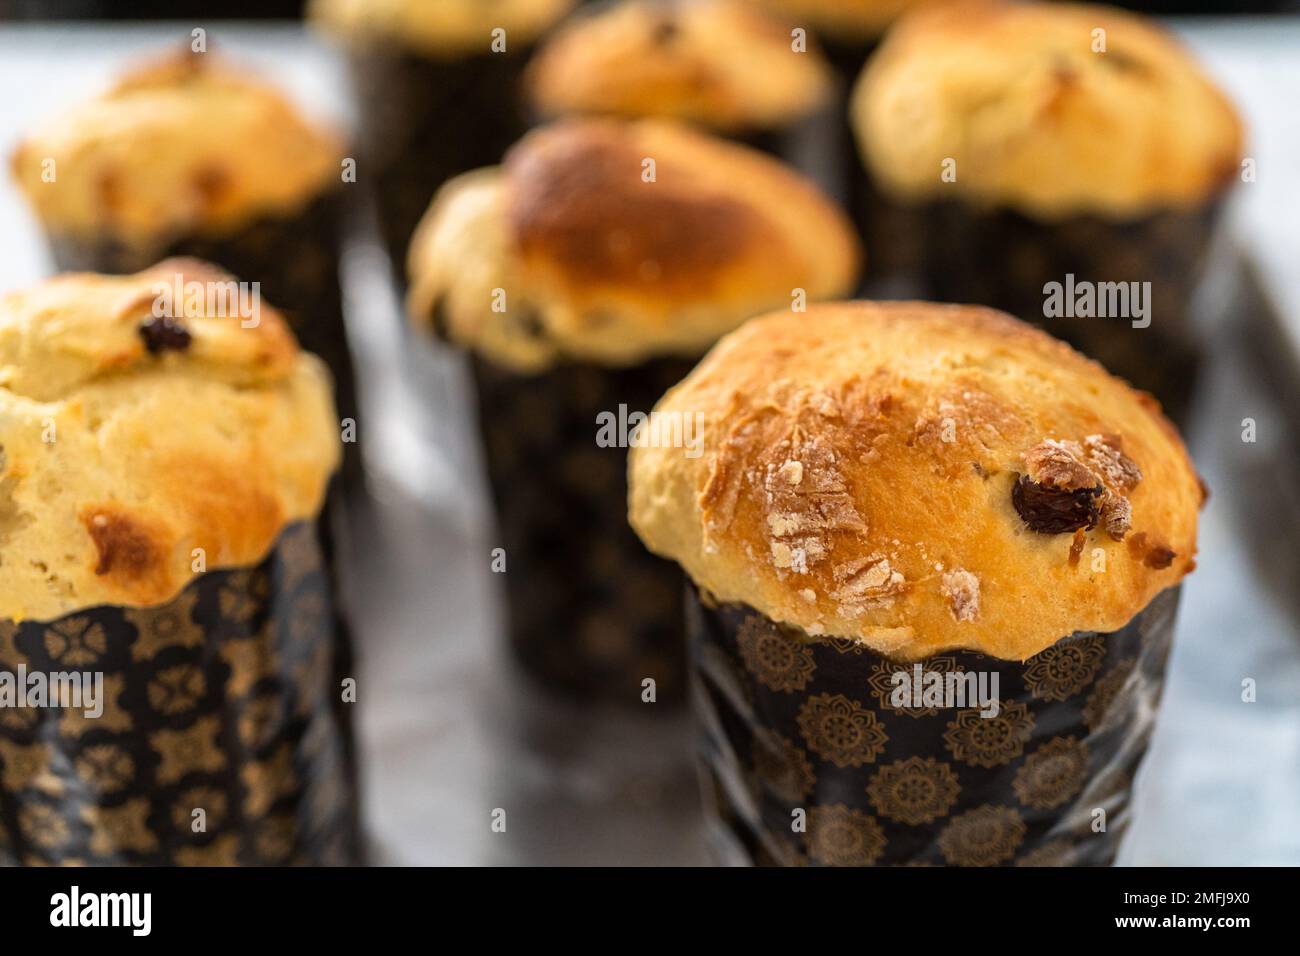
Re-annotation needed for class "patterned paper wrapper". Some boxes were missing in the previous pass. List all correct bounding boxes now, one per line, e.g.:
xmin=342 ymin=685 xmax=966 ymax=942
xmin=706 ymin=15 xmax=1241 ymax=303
xmin=347 ymin=47 xmax=533 ymax=283
xmin=472 ymin=354 xmax=697 ymax=705
xmin=689 ymin=585 xmax=1180 ymax=866
xmin=42 ymin=190 xmax=362 ymax=491
xmin=903 ymin=199 xmax=1224 ymax=426
xmin=0 ymin=517 xmax=362 ymax=866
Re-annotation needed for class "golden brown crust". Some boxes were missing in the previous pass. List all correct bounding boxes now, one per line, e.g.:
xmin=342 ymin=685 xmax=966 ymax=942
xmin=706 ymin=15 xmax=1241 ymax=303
xmin=309 ymin=0 xmax=576 ymax=56
xmin=525 ymin=0 xmax=833 ymax=132
xmin=628 ymin=301 xmax=1200 ymax=661
xmin=0 ymin=261 xmax=340 ymax=622
xmin=10 ymin=49 xmax=342 ymax=249
xmin=406 ymin=118 xmax=861 ymax=371
xmin=851 ymin=1 xmax=1244 ymax=219
xmin=744 ymin=0 xmax=943 ymax=41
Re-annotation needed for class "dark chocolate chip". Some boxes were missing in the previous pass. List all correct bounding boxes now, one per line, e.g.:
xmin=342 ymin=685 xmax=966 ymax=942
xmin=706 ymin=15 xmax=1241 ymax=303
xmin=138 ymin=316 xmax=193 ymax=354
xmin=1012 ymin=473 xmax=1102 ymax=534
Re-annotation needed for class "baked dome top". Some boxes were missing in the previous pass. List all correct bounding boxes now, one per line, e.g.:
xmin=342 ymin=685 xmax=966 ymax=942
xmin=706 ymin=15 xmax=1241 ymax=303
xmin=0 ymin=261 xmax=340 ymax=621
xmin=629 ymin=301 xmax=1201 ymax=660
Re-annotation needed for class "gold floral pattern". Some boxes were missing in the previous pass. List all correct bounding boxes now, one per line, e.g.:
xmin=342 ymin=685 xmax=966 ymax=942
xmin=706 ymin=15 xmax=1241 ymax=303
xmin=938 ymin=805 xmax=1026 ymax=866
xmin=151 ymin=716 xmax=226 ymax=785
xmin=238 ymin=694 xmax=284 ymax=751
xmin=737 ymin=617 xmax=816 ymax=693
xmin=866 ymin=656 xmax=965 ymax=717
xmin=43 ymin=616 xmax=107 ymax=666
xmin=293 ymin=641 xmax=332 ymax=714
xmin=242 ymin=745 xmax=297 ymax=817
xmin=20 ymin=803 xmax=70 ymax=850
xmin=1023 ymin=635 xmax=1106 ymax=701
xmin=172 ymin=786 xmax=228 ymax=833
xmin=175 ymin=834 xmax=240 ymax=867
xmin=275 ymin=523 xmax=317 ymax=591
xmin=1084 ymin=660 xmax=1136 ymax=731
xmin=1015 ymin=840 xmax=1075 ymax=867
xmin=74 ymin=744 xmax=135 ymax=794
xmin=125 ymin=590 xmax=201 ymax=662
xmin=0 ymin=521 xmax=359 ymax=866
xmin=60 ymin=674 xmax=132 ymax=735
xmin=693 ymin=587 xmax=1180 ymax=867
xmin=825 ymin=637 xmax=869 ymax=655
xmin=806 ymin=804 xmax=887 ymax=866
xmin=753 ymin=729 xmax=815 ymax=803
xmin=218 ymin=570 xmax=270 ymax=629
xmin=867 ymin=757 xmax=961 ymax=825
xmin=84 ymin=798 xmax=157 ymax=855
xmin=0 ymin=740 xmax=63 ymax=794
xmin=286 ymin=590 xmax=329 ymax=650
xmin=1013 ymin=737 xmax=1090 ymax=810
xmin=147 ymin=664 xmax=206 ymax=715
xmin=0 ymin=696 xmax=38 ymax=732
xmin=220 ymin=635 xmax=276 ymax=698
xmin=0 ymin=621 xmax=23 ymax=662
xmin=253 ymin=815 xmax=297 ymax=862
xmin=797 ymin=693 xmax=888 ymax=768
xmin=943 ymin=700 xmax=1034 ymax=768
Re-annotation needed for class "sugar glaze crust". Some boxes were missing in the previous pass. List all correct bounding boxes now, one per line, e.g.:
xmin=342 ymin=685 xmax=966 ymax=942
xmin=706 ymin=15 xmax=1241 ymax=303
xmin=525 ymin=0 xmax=834 ymax=132
xmin=628 ymin=301 xmax=1201 ymax=661
xmin=851 ymin=0 xmax=1244 ymax=220
xmin=406 ymin=118 xmax=860 ymax=371
xmin=10 ymin=50 xmax=342 ymax=249
xmin=0 ymin=261 xmax=340 ymax=621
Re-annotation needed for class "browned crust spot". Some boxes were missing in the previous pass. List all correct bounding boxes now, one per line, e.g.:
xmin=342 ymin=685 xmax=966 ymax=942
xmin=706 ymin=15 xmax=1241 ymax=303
xmin=505 ymin=125 xmax=765 ymax=296
xmin=81 ymin=506 xmax=163 ymax=579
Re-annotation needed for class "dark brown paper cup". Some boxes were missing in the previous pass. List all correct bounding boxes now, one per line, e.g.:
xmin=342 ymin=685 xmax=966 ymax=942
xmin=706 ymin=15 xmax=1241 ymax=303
xmin=0 ymin=518 xmax=361 ymax=866
xmin=347 ymin=47 xmax=533 ymax=283
xmin=689 ymin=585 xmax=1179 ymax=866
xmin=42 ymin=190 xmax=361 ymax=491
xmin=472 ymin=354 xmax=696 ymax=705
xmin=903 ymin=199 xmax=1223 ymax=425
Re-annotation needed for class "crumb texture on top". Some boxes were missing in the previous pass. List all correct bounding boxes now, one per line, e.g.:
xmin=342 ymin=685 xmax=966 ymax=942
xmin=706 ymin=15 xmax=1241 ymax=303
xmin=852 ymin=0 xmax=1243 ymax=219
xmin=629 ymin=301 xmax=1201 ymax=661
xmin=11 ymin=50 xmax=342 ymax=247
xmin=0 ymin=261 xmax=340 ymax=622
xmin=406 ymin=118 xmax=860 ymax=371
xmin=526 ymin=0 xmax=833 ymax=131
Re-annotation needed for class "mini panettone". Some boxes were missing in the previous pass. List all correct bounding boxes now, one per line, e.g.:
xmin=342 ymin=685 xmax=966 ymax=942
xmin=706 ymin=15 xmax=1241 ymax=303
xmin=0 ymin=260 xmax=340 ymax=622
xmin=744 ymin=0 xmax=941 ymax=42
xmin=309 ymin=0 xmax=578 ymax=56
xmin=10 ymin=50 xmax=343 ymax=250
xmin=629 ymin=301 xmax=1202 ymax=661
xmin=407 ymin=118 xmax=861 ymax=371
xmin=851 ymin=0 xmax=1243 ymax=220
xmin=525 ymin=0 xmax=834 ymax=133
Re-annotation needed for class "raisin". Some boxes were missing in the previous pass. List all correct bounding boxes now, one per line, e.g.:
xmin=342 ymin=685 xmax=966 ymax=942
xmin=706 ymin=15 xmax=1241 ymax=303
xmin=651 ymin=13 xmax=680 ymax=44
xmin=1012 ymin=473 xmax=1101 ymax=534
xmin=138 ymin=316 xmax=193 ymax=354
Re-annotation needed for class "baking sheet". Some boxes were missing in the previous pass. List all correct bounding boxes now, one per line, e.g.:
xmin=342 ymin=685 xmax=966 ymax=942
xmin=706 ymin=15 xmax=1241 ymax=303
xmin=0 ymin=19 xmax=1296 ymax=866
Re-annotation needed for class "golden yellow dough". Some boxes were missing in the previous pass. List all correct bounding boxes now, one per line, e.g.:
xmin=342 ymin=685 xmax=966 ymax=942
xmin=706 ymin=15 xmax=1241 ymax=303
xmin=0 ymin=261 xmax=340 ymax=622
xmin=629 ymin=301 xmax=1201 ymax=661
